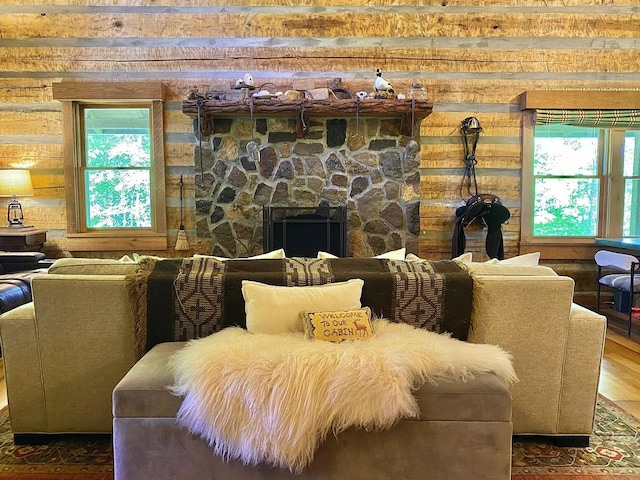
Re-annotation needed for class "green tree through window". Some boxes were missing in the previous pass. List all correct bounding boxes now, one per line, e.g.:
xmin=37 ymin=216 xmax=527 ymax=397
xmin=83 ymin=107 xmax=152 ymax=229
xmin=531 ymin=124 xmax=640 ymax=239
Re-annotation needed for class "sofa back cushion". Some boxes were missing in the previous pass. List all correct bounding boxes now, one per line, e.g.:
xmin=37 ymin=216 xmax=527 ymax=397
xmin=459 ymin=262 xmax=557 ymax=277
xmin=48 ymin=257 xmax=138 ymax=276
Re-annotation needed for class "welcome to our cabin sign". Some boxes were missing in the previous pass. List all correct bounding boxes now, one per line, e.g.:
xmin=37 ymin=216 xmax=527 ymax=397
xmin=303 ymin=307 xmax=374 ymax=343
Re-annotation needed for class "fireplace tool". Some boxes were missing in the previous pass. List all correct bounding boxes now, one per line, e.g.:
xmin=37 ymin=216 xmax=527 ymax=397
xmin=403 ymin=98 xmax=420 ymax=163
xmin=196 ymin=98 xmax=204 ymax=186
xmin=246 ymin=96 xmax=259 ymax=163
xmin=174 ymin=175 xmax=189 ymax=250
xmin=351 ymin=98 xmax=364 ymax=142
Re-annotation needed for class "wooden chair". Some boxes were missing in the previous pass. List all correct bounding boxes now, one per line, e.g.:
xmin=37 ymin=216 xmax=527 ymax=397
xmin=595 ymin=250 xmax=640 ymax=336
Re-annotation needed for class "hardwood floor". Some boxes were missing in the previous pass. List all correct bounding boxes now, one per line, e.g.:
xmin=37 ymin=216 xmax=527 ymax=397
xmin=599 ymin=326 xmax=640 ymax=418
xmin=0 ymin=319 xmax=637 ymax=422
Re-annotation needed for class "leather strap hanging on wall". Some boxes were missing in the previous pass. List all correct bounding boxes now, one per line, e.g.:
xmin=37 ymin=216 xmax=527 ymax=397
xmin=452 ymin=117 xmax=510 ymax=260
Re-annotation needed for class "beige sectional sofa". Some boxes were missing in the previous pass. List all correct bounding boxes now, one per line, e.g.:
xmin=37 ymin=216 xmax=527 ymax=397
xmin=0 ymin=256 xmax=606 ymax=478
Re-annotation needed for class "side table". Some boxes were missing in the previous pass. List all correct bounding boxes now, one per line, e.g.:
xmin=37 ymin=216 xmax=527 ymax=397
xmin=0 ymin=228 xmax=47 ymax=252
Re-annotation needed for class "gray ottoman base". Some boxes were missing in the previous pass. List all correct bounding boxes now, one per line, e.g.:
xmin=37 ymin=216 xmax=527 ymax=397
xmin=113 ymin=342 xmax=513 ymax=480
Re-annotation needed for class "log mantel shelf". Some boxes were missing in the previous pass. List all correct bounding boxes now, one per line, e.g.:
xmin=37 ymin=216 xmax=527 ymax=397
xmin=182 ymin=98 xmax=433 ymax=137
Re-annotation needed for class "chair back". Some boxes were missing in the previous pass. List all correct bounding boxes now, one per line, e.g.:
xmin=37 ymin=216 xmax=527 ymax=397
xmin=595 ymin=250 xmax=639 ymax=272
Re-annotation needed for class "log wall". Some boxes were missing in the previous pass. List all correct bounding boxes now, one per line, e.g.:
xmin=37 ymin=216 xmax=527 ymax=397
xmin=1 ymin=1 xmax=638 ymax=299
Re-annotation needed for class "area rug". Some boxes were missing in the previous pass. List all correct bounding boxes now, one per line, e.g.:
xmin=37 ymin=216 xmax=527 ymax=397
xmin=512 ymin=395 xmax=640 ymax=479
xmin=0 ymin=406 xmax=112 ymax=479
xmin=0 ymin=395 xmax=636 ymax=479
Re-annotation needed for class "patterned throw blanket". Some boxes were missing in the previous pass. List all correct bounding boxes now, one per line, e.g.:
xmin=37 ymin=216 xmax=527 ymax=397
xmin=127 ymin=256 xmax=472 ymax=359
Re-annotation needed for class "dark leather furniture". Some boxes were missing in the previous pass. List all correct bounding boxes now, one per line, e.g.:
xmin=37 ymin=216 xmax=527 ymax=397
xmin=0 ymin=252 xmax=48 ymax=314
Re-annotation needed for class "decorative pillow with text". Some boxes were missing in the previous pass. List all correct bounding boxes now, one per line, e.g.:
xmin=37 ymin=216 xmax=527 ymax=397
xmin=302 ymin=307 xmax=375 ymax=343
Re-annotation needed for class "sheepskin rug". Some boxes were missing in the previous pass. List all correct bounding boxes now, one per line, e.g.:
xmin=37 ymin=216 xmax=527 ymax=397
xmin=169 ymin=319 xmax=517 ymax=473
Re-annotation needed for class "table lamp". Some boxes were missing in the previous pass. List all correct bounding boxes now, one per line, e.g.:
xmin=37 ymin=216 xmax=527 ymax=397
xmin=0 ymin=169 xmax=34 ymax=228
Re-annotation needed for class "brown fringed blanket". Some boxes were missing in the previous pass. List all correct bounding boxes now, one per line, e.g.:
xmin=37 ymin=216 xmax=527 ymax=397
xmin=127 ymin=256 xmax=473 ymax=358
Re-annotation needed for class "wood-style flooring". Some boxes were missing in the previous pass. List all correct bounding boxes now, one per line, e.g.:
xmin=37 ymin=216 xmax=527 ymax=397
xmin=0 ymin=317 xmax=637 ymax=420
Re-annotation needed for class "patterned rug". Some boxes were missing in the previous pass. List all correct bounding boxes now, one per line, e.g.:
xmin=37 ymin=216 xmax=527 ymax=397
xmin=512 ymin=395 xmax=640 ymax=478
xmin=0 ymin=395 xmax=636 ymax=478
xmin=0 ymin=407 xmax=112 ymax=479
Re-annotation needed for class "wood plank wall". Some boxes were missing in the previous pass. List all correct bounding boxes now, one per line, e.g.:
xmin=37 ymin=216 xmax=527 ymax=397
xmin=0 ymin=0 xmax=638 ymax=298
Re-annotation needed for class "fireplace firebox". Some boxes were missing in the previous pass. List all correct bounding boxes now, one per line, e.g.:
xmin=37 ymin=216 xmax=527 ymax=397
xmin=263 ymin=206 xmax=347 ymax=258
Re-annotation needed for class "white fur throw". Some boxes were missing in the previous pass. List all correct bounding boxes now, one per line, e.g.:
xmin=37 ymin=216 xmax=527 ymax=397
xmin=170 ymin=319 xmax=517 ymax=473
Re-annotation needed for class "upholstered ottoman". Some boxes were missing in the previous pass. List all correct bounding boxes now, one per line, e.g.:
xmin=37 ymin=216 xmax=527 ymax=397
xmin=113 ymin=342 xmax=513 ymax=480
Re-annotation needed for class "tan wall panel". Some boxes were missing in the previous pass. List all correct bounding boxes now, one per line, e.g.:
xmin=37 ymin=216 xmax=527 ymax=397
xmin=21 ymin=205 xmax=66 ymax=229
xmin=420 ymin=144 xmax=522 ymax=169
xmin=431 ymin=79 xmax=640 ymax=104
xmin=2 ymin=13 xmax=638 ymax=39
xmin=0 ymin=0 xmax=636 ymax=6
xmin=420 ymin=204 xmax=521 ymax=218
xmin=420 ymin=175 xmax=520 ymax=201
xmin=0 ymin=111 xmax=61 ymax=135
xmin=167 ymin=206 xmax=196 ymax=231
xmin=423 ymin=112 xmax=521 ymax=137
xmin=3 ymin=47 xmax=640 ymax=74
xmin=165 ymin=110 xmax=195 ymax=134
xmin=165 ymin=144 xmax=195 ymax=167
xmin=0 ymin=145 xmax=63 ymax=169
xmin=0 ymin=80 xmax=56 ymax=103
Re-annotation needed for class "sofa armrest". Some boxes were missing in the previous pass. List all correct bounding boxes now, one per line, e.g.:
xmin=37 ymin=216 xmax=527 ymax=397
xmin=557 ymin=303 xmax=607 ymax=434
xmin=467 ymin=274 xmax=575 ymax=434
xmin=0 ymin=302 xmax=47 ymax=433
xmin=1 ymin=274 xmax=139 ymax=434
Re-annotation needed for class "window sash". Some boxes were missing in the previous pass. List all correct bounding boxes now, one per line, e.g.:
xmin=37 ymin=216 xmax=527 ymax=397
xmin=77 ymin=103 xmax=154 ymax=232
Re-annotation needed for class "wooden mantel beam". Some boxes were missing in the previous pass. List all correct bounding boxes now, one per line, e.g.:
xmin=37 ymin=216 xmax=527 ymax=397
xmin=182 ymin=98 xmax=432 ymax=118
xmin=182 ymin=98 xmax=433 ymax=137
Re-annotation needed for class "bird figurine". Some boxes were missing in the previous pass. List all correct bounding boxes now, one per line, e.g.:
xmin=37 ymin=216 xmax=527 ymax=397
xmin=243 ymin=73 xmax=255 ymax=88
xmin=374 ymin=68 xmax=394 ymax=98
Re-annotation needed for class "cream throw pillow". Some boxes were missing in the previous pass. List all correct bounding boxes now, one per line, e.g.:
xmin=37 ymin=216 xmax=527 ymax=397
xmin=317 ymin=251 xmax=338 ymax=259
xmin=195 ymin=248 xmax=286 ymax=261
xmin=407 ymin=252 xmax=472 ymax=263
xmin=375 ymin=248 xmax=406 ymax=260
xmin=496 ymin=252 xmax=540 ymax=266
xmin=316 ymin=248 xmax=406 ymax=260
xmin=242 ymin=279 xmax=364 ymax=334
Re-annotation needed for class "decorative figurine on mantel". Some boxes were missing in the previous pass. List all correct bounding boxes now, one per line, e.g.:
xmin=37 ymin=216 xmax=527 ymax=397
xmin=374 ymin=68 xmax=395 ymax=99
xmin=233 ymin=73 xmax=256 ymax=99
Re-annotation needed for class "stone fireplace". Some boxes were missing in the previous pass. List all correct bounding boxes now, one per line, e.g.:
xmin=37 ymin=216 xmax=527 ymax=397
xmin=191 ymin=106 xmax=427 ymax=258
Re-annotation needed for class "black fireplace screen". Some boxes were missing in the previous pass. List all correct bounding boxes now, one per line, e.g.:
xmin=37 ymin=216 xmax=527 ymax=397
xmin=263 ymin=206 xmax=347 ymax=258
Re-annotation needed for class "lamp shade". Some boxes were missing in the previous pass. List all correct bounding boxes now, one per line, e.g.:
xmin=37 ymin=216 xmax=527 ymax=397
xmin=0 ymin=170 xmax=34 ymax=197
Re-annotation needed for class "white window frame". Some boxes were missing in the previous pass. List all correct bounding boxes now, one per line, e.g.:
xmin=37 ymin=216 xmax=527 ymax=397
xmin=53 ymin=82 xmax=167 ymax=251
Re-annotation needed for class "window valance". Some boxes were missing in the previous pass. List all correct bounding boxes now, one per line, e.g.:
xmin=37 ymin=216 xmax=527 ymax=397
xmin=534 ymin=109 xmax=640 ymax=128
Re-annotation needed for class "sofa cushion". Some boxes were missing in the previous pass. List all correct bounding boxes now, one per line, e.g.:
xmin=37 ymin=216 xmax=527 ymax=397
xmin=242 ymin=279 xmax=364 ymax=334
xmin=459 ymin=262 xmax=557 ymax=276
xmin=113 ymin=342 xmax=512 ymax=423
xmin=48 ymin=257 xmax=138 ymax=276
